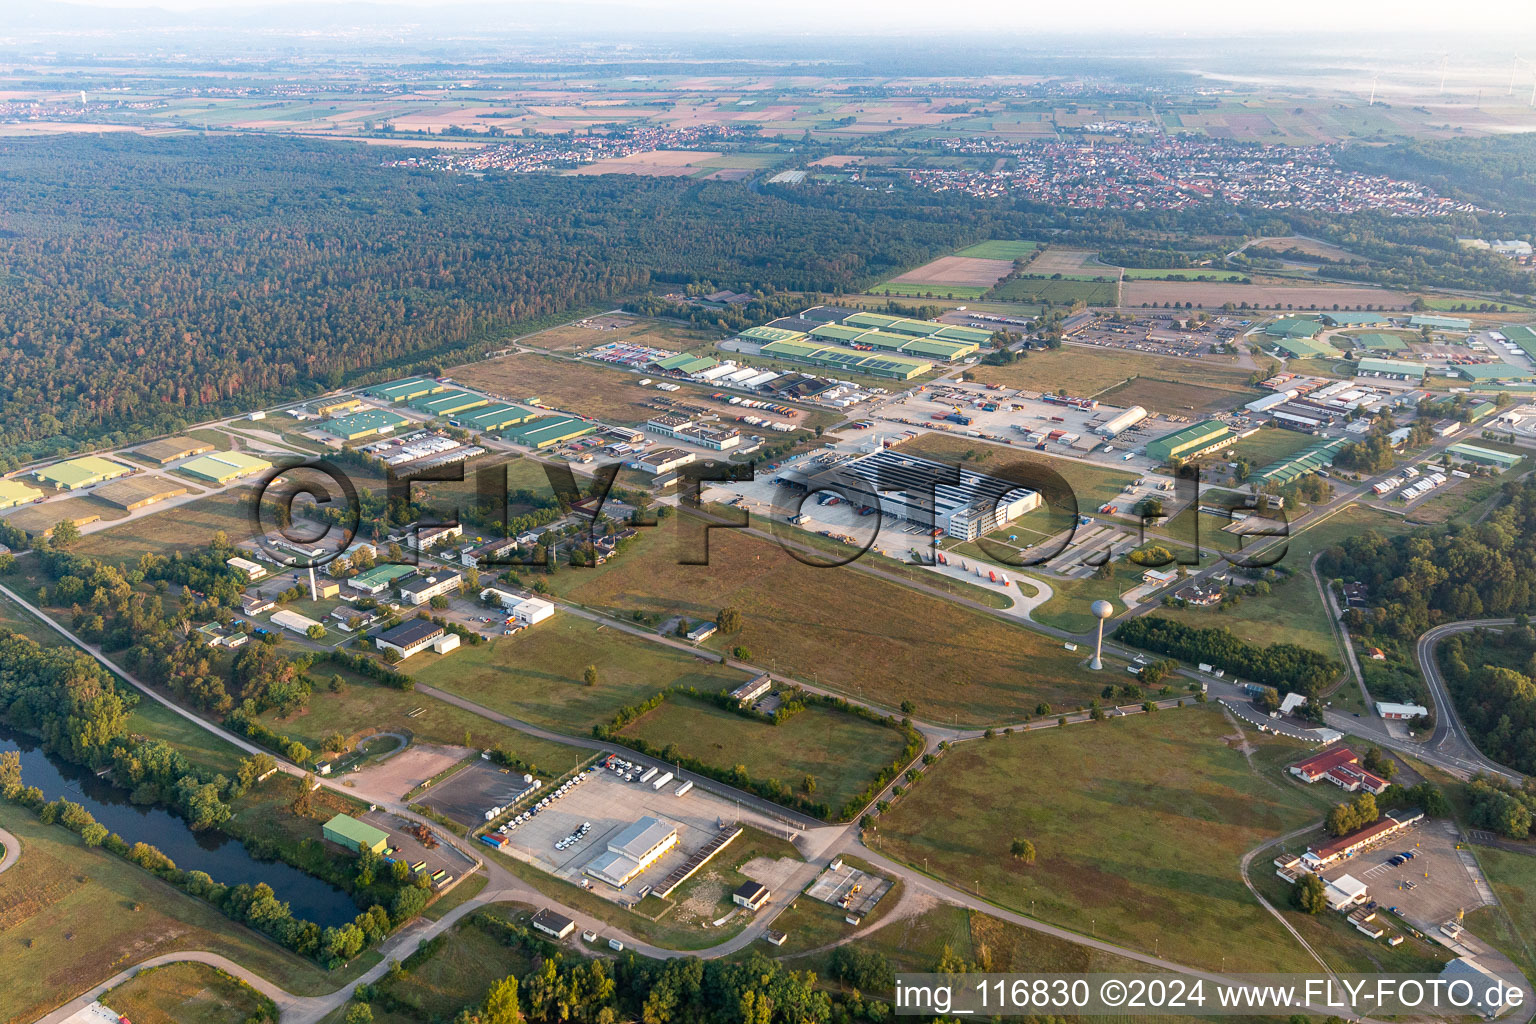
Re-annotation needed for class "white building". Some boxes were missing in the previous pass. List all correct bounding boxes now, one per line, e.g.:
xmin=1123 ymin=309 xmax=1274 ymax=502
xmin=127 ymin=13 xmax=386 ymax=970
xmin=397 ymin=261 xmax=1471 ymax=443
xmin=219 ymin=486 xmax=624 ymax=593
xmin=374 ymin=619 xmax=458 ymax=660
xmin=1376 ymin=701 xmax=1429 ymax=720
xmin=584 ymin=816 xmax=679 ymax=888
xmin=226 ymin=556 xmax=268 ymax=580
xmin=270 ymin=609 xmax=323 ymax=635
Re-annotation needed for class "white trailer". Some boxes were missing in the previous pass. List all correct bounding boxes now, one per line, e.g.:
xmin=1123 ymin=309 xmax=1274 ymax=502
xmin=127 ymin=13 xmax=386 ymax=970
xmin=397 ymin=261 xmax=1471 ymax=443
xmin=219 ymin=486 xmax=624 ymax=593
xmin=652 ymin=771 xmax=674 ymax=790
xmin=639 ymin=767 xmax=658 ymax=784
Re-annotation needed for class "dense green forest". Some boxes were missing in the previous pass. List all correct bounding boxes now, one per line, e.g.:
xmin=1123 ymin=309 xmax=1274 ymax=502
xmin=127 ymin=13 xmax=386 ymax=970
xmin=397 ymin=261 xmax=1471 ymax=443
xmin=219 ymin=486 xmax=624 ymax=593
xmin=1437 ymin=627 xmax=1536 ymax=775
xmin=0 ymin=135 xmax=1001 ymax=459
xmin=1324 ymin=479 xmax=1536 ymax=641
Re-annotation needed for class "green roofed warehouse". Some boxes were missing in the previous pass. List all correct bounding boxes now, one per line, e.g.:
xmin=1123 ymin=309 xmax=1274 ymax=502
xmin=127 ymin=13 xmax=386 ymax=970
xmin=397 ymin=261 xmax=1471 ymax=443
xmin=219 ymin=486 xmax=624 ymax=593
xmin=1144 ymin=420 xmax=1234 ymax=465
xmin=322 ymin=813 xmax=389 ymax=855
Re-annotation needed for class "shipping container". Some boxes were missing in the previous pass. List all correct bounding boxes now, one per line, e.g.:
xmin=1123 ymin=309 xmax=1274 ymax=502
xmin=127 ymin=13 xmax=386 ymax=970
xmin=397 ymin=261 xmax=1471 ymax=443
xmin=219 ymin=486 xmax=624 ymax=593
xmin=675 ymin=780 xmax=694 ymax=796
xmin=639 ymin=767 xmax=658 ymax=784
xmin=652 ymin=771 xmax=675 ymax=790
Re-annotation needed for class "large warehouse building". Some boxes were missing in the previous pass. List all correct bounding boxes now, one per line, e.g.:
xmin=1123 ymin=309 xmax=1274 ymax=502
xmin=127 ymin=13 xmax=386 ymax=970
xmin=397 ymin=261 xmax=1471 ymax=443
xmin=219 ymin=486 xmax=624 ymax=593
xmin=322 ymin=813 xmax=389 ymax=855
xmin=758 ymin=339 xmax=932 ymax=380
xmin=1144 ymin=420 xmax=1234 ymax=464
xmin=178 ymin=451 xmax=273 ymax=484
xmin=34 ymin=456 xmax=133 ymax=491
xmin=134 ymin=436 xmax=216 ymax=464
xmin=585 ymin=816 xmax=680 ymax=889
xmin=783 ymin=449 xmax=1039 ymax=541
xmin=0 ymin=478 xmax=44 ymax=509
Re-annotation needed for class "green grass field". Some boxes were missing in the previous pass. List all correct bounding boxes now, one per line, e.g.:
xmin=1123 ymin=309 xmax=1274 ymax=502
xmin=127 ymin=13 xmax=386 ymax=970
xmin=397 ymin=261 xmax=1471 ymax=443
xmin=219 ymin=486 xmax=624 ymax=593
xmin=1156 ymin=503 xmax=1410 ymax=658
xmin=1120 ymin=268 xmax=1249 ymax=282
xmin=871 ymin=282 xmax=992 ymax=300
xmin=972 ymin=346 xmax=1255 ymax=398
xmin=618 ymin=695 xmax=909 ymax=812
xmin=877 ymin=705 xmax=1338 ymax=972
xmin=73 ymin=488 xmax=260 ymax=563
xmin=956 ymin=240 xmax=1040 ymax=260
xmin=538 ymin=524 xmax=1102 ymax=726
xmin=101 ymin=962 xmax=269 ymax=1024
xmin=0 ymin=590 xmax=68 ymax=648
xmin=0 ymin=805 xmax=360 ymax=1024
xmin=1465 ymin=847 xmax=1536 ymax=979
xmin=988 ymin=278 xmax=1118 ymax=306
xmin=258 ymin=668 xmax=589 ymax=776
xmin=369 ymin=904 xmax=536 ymax=1024
xmin=127 ymin=699 xmax=246 ymax=776
xmin=1227 ymin=426 xmax=1320 ymax=467
xmin=408 ymin=616 xmax=749 ymax=734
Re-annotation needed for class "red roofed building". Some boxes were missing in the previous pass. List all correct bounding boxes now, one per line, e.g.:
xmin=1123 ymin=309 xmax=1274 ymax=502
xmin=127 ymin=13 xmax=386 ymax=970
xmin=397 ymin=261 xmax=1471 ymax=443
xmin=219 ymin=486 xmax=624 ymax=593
xmin=1303 ymin=810 xmax=1424 ymax=870
xmin=1289 ymin=746 xmax=1390 ymax=794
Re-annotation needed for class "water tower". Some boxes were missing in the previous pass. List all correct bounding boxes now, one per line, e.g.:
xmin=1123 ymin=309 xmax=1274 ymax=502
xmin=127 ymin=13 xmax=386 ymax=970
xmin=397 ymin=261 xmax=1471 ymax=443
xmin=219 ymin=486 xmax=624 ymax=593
xmin=1089 ymin=600 xmax=1113 ymax=671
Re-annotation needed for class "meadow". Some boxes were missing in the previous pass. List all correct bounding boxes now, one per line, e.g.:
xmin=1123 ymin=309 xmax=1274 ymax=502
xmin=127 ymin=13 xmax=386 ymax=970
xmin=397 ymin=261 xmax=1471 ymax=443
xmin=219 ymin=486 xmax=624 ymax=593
xmin=617 ymin=695 xmax=909 ymax=812
xmin=538 ymin=523 xmax=1102 ymax=725
xmin=101 ymin=963 xmax=270 ymax=1024
xmin=877 ymin=705 xmax=1338 ymax=972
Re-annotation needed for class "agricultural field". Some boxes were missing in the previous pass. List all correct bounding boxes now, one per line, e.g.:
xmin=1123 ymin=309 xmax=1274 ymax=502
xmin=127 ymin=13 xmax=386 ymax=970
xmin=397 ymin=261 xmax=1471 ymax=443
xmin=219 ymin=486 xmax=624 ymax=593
xmin=955 ymin=240 xmax=1040 ymax=261
xmin=878 ymin=704 xmax=1338 ymax=972
xmin=408 ymin=615 xmax=750 ymax=734
xmin=1097 ymin=376 xmax=1253 ymax=416
xmin=522 ymin=314 xmax=721 ymax=353
xmin=565 ymin=150 xmax=724 ymax=177
xmin=1465 ymin=847 xmax=1536 ymax=980
xmin=989 ymin=278 xmax=1118 ymax=306
xmin=617 ymin=695 xmax=909 ymax=812
xmin=101 ymin=962 xmax=271 ymax=1024
xmin=538 ymin=522 xmax=1102 ymax=725
xmin=884 ymin=255 xmax=1014 ymax=290
xmin=872 ymin=281 xmax=992 ymax=300
xmin=1027 ymin=247 xmax=1117 ymax=276
xmin=257 ymin=668 xmax=589 ymax=777
xmin=0 ymin=806 xmax=352 ymax=1024
xmin=970 ymin=345 xmax=1256 ymax=402
xmin=1119 ymin=268 xmax=1251 ymax=282
xmin=1122 ymin=279 xmax=1412 ymax=310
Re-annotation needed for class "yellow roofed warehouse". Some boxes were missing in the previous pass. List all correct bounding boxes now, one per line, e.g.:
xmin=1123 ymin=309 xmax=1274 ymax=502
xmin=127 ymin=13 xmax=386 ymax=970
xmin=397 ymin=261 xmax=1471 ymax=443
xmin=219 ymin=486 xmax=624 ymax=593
xmin=178 ymin=452 xmax=273 ymax=484
xmin=34 ymin=456 xmax=133 ymax=491
xmin=0 ymin=478 xmax=45 ymax=509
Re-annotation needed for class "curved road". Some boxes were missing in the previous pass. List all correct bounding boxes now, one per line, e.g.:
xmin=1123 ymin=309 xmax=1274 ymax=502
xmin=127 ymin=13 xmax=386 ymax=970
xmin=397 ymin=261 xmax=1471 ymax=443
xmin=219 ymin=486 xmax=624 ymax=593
xmin=1415 ymin=619 xmax=1524 ymax=782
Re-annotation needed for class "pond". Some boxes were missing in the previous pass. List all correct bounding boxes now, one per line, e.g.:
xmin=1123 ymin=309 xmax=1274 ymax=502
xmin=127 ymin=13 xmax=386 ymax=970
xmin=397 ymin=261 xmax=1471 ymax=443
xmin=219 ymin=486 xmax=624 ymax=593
xmin=0 ymin=723 xmax=359 ymax=927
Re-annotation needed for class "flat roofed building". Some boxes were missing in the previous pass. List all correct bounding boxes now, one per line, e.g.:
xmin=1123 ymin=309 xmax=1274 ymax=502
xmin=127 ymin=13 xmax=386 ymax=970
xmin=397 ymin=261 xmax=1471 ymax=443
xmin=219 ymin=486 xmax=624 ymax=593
xmin=457 ymin=402 xmax=536 ymax=431
xmin=1409 ymin=315 xmax=1472 ymax=332
xmin=226 ymin=556 xmax=268 ymax=580
xmin=1446 ymin=443 xmax=1522 ymax=470
xmin=733 ymin=881 xmax=770 ymax=910
xmin=0 ymin=479 xmax=44 ymax=509
xmin=314 ymin=396 xmax=363 ymax=417
xmin=1144 ymin=420 xmax=1233 ymax=464
xmin=586 ymin=815 xmax=679 ymax=888
xmin=787 ymin=448 xmax=1039 ymax=542
xmin=1376 ymin=701 xmax=1429 ymax=720
xmin=1355 ymin=357 xmax=1426 ymax=380
xmin=348 ymin=563 xmax=417 ymax=594
xmin=531 ymin=908 xmax=576 ymax=939
xmin=411 ymin=389 xmax=489 ymax=417
xmin=632 ymin=447 xmax=696 ymax=475
xmin=730 ymin=673 xmax=772 ymax=704
xmin=135 ymin=436 xmax=216 ymax=464
xmin=1264 ymin=317 xmax=1323 ymax=339
xmin=368 ymin=376 xmax=444 ymax=402
xmin=178 ymin=451 xmax=273 ymax=484
xmin=375 ymin=618 xmax=452 ymax=659
xmin=322 ymin=813 xmax=389 ymax=855
xmin=399 ymin=570 xmax=463 ymax=606
xmin=92 ymin=477 xmax=189 ymax=511
xmin=739 ymin=325 xmax=807 ymax=344
xmin=505 ymin=416 xmax=595 ymax=449
xmin=324 ymin=409 xmax=410 ymax=440
xmin=34 ymin=455 xmax=133 ymax=490
xmin=270 ymin=608 xmax=323 ymax=635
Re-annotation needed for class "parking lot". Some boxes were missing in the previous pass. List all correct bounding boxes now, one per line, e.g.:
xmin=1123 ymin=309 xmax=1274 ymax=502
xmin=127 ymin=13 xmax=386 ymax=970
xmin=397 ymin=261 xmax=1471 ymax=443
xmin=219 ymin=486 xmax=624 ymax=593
xmin=420 ymin=759 xmax=538 ymax=828
xmin=1323 ymin=818 xmax=1490 ymax=932
xmin=359 ymin=808 xmax=471 ymax=884
xmin=805 ymin=861 xmax=893 ymax=919
xmin=489 ymin=759 xmax=753 ymax=902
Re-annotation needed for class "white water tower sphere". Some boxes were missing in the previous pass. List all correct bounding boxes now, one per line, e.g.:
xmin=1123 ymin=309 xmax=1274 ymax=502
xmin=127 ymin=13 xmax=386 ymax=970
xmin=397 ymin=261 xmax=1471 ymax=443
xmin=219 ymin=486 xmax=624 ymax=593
xmin=1091 ymin=600 xmax=1114 ymax=620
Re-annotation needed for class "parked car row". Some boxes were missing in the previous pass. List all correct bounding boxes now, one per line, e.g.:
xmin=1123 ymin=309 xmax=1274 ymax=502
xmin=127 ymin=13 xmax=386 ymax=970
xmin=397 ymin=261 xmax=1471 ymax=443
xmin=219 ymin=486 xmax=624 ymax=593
xmin=495 ymin=769 xmax=591 ymax=836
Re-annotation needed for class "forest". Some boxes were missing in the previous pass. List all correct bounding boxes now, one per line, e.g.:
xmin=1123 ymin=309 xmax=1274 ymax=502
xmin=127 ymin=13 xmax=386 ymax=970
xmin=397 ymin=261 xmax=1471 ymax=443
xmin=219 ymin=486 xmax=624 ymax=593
xmin=1436 ymin=626 xmax=1536 ymax=775
xmin=0 ymin=135 xmax=993 ymax=460
xmin=1324 ymin=479 xmax=1536 ymax=641
xmin=1113 ymin=615 xmax=1340 ymax=698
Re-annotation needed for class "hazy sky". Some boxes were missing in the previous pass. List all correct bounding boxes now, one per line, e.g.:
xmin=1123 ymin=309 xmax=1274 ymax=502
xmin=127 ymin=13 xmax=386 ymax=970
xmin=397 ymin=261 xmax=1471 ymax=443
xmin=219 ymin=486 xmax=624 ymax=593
xmin=44 ymin=0 xmax=1536 ymax=36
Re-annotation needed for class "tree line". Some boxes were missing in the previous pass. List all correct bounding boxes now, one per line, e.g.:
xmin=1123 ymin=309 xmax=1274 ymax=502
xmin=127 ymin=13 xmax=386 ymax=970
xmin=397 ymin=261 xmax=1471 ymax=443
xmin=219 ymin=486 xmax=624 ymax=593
xmin=1113 ymin=616 xmax=1340 ymax=698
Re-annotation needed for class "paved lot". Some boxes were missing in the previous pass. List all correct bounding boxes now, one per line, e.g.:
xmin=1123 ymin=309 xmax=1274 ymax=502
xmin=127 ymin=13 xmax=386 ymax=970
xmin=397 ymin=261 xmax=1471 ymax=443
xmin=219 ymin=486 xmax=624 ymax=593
xmin=493 ymin=765 xmax=744 ymax=899
xmin=422 ymin=759 xmax=537 ymax=827
xmin=805 ymin=862 xmax=892 ymax=917
xmin=361 ymin=808 xmax=469 ymax=880
xmin=1324 ymin=818 xmax=1488 ymax=929
xmin=350 ymin=742 xmax=469 ymax=802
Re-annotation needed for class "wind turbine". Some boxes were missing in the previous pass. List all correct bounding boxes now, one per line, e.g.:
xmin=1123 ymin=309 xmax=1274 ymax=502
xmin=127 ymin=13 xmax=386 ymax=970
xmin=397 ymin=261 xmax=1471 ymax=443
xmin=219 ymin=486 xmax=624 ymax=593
xmin=1438 ymin=55 xmax=1450 ymax=95
xmin=1510 ymin=56 xmax=1522 ymax=96
xmin=1368 ymin=73 xmax=1380 ymax=106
